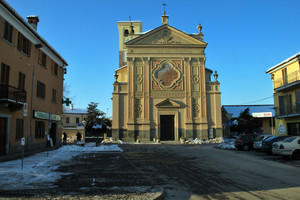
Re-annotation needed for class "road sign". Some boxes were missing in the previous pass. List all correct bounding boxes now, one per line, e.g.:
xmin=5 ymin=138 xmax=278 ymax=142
xmin=23 ymin=103 xmax=28 ymax=117
xmin=21 ymin=137 xmax=25 ymax=146
xmin=227 ymin=120 xmax=233 ymax=127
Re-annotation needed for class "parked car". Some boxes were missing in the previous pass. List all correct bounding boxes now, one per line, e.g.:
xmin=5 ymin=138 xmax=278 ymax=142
xmin=234 ymin=134 xmax=258 ymax=150
xmin=261 ymin=135 xmax=290 ymax=154
xmin=253 ymin=134 xmax=272 ymax=151
xmin=272 ymin=136 xmax=300 ymax=159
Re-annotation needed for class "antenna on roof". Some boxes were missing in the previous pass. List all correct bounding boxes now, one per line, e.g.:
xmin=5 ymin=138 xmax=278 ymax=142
xmin=162 ymin=2 xmax=167 ymax=15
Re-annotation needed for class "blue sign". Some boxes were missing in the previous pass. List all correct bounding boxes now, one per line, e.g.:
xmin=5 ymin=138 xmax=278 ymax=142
xmin=227 ymin=120 xmax=233 ymax=127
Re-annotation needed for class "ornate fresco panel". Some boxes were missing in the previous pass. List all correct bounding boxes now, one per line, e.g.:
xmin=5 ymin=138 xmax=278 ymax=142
xmin=152 ymin=60 xmax=183 ymax=90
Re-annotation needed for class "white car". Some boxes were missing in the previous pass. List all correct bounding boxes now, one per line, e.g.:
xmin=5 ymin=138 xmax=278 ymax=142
xmin=272 ymin=136 xmax=300 ymax=159
xmin=253 ymin=135 xmax=272 ymax=151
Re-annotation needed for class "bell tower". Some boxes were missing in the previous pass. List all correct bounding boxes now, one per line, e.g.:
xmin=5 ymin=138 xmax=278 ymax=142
xmin=117 ymin=20 xmax=142 ymax=68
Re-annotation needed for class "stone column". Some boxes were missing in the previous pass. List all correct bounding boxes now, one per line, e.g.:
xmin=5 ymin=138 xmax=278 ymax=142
xmin=184 ymin=57 xmax=193 ymax=138
xmin=142 ymin=57 xmax=151 ymax=141
xmin=199 ymin=57 xmax=208 ymax=139
xmin=126 ymin=57 xmax=135 ymax=141
xmin=112 ymin=82 xmax=120 ymax=139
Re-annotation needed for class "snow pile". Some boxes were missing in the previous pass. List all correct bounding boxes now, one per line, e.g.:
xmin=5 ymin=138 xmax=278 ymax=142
xmin=61 ymin=144 xmax=123 ymax=152
xmin=0 ymin=144 xmax=123 ymax=190
xmin=102 ymin=137 xmax=124 ymax=144
xmin=184 ymin=137 xmax=224 ymax=144
xmin=218 ymin=139 xmax=236 ymax=150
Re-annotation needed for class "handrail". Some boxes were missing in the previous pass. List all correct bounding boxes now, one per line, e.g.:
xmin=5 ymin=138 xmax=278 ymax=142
xmin=0 ymin=84 xmax=26 ymax=103
xmin=274 ymin=70 xmax=300 ymax=89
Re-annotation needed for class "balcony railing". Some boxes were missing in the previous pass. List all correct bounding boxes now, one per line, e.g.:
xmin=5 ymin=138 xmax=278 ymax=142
xmin=274 ymin=102 xmax=300 ymax=117
xmin=0 ymin=84 xmax=26 ymax=104
xmin=274 ymin=71 xmax=300 ymax=89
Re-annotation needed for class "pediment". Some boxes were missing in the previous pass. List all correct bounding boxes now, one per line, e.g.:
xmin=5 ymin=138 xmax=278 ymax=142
xmin=155 ymin=98 xmax=181 ymax=108
xmin=125 ymin=25 xmax=207 ymax=46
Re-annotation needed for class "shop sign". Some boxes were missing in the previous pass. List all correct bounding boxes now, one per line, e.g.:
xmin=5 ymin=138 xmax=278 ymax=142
xmin=252 ymin=112 xmax=272 ymax=118
xmin=34 ymin=111 xmax=49 ymax=120
xmin=51 ymin=114 xmax=61 ymax=121
xmin=34 ymin=111 xmax=61 ymax=121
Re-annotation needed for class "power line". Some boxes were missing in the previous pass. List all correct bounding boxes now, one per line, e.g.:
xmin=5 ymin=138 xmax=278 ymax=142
xmin=241 ymin=96 xmax=273 ymax=104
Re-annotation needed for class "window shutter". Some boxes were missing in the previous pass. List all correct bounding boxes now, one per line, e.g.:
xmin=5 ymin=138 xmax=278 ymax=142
xmin=17 ymin=32 xmax=22 ymax=50
xmin=18 ymin=72 xmax=21 ymax=89
xmin=8 ymin=25 xmax=13 ymax=43
xmin=38 ymin=50 xmax=42 ymax=64
xmin=22 ymin=73 xmax=25 ymax=90
xmin=5 ymin=65 xmax=9 ymax=85
xmin=51 ymin=61 xmax=54 ymax=73
xmin=28 ymin=41 xmax=31 ymax=56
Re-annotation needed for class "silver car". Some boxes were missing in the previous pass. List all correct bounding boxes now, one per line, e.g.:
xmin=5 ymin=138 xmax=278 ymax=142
xmin=253 ymin=135 xmax=272 ymax=151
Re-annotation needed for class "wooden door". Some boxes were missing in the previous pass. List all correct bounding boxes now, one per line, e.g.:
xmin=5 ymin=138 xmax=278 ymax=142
xmin=160 ymin=115 xmax=174 ymax=141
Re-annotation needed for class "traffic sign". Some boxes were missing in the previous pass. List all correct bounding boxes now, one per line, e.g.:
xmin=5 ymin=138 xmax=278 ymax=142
xmin=227 ymin=120 xmax=233 ymax=127
xmin=23 ymin=103 xmax=28 ymax=117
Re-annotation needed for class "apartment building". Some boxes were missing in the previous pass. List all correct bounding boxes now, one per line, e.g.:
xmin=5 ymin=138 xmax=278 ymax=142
xmin=0 ymin=0 xmax=68 ymax=157
xmin=266 ymin=52 xmax=300 ymax=135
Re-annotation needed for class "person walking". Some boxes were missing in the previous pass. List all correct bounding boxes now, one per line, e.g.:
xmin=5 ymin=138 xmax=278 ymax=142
xmin=76 ymin=131 xmax=82 ymax=141
xmin=63 ymin=132 xmax=67 ymax=145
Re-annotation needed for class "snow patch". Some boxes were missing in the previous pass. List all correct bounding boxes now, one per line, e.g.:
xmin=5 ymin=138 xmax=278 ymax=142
xmin=218 ymin=139 xmax=236 ymax=150
xmin=0 ymin=144 xmax=123 ymax=190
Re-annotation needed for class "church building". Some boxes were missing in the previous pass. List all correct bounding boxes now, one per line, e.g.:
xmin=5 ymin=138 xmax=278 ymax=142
xmin=112 ymin=12 xmax=222 ymax=142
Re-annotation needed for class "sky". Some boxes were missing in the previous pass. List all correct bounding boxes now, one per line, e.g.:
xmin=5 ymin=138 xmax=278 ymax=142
xmin=5 ymin=0 xmax=300 ymax=116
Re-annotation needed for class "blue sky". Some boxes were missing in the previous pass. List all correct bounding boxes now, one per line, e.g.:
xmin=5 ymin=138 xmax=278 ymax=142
xmin=6 ymin=0 xmax=300 ymax=117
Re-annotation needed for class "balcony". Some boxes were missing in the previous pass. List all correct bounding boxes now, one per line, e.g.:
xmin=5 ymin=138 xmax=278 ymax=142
xmin=274 ymin=71 xmax=300 ymax=92
xmin=0 ymin=84 xmax=26 ymax=110
xmin=274 ymin=102 xmax=300 ymax=118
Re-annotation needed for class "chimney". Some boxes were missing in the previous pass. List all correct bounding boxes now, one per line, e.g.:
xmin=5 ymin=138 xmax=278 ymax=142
xmin=69 ymin=104 xmax=73 ymax=111
xmin=27 ymin=15 xmax=39 ymax=31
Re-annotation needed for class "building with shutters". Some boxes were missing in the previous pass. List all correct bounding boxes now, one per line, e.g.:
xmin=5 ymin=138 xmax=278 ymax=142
xmin=0 ymin=0 xmax=68 ymax=157
xmin=266 ymin=52 xmax=300 ymax=136
xmin=112 ymin=12 xmax=222 ymax=142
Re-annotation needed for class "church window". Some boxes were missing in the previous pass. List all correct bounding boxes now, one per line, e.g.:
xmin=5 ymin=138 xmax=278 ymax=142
xmin=124 ymin=29 xmax=129 ymax=36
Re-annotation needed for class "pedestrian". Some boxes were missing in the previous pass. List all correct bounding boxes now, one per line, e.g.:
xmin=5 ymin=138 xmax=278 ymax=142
xmin=63 ymin=132 xmax=67 ymax=145
xmin=76 ymin=131 xmax=82 ymax=141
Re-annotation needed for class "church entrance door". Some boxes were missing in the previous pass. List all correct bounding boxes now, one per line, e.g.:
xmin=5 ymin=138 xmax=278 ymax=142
xmin=160 ymin=115 xmax=174 ymax=141
xmin=0 ymin=117 xmax=7 ymax=155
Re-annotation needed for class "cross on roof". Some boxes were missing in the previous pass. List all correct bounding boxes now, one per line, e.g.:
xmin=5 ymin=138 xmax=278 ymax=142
xmin=162 ymin=2 xmax=167 ymax=12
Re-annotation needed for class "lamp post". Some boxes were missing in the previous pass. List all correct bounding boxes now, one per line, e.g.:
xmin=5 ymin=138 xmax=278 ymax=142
xmin=82 ymin=120 xmax=86 ymax=143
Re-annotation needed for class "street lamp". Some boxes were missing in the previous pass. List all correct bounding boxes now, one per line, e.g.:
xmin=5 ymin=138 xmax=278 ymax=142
xmin=82 ymin=120 xmax=86 ymax=143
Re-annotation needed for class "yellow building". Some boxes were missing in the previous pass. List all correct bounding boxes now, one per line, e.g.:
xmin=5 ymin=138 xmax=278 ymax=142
xmin=112 ymin=13 xmax=222 ymax=142
xmin=0 ymin=1 xmax=67 ymax=157
xmin=266 ymin=52 xmax=300 ymax=135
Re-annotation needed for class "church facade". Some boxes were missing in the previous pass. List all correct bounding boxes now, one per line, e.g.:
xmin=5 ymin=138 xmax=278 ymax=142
xmin=112 ymin=13 xmax=222 ymax=142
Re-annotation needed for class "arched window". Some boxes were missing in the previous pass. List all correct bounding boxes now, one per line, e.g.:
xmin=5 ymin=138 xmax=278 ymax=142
xmin=124 ymin=29 xmax=129 ymax=36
